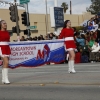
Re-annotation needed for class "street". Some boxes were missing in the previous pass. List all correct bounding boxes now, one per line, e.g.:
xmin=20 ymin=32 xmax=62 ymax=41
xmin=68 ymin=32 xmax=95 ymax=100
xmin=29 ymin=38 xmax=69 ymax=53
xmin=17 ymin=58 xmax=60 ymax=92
xmin=0 ymin=63 xmax=100 ymax=100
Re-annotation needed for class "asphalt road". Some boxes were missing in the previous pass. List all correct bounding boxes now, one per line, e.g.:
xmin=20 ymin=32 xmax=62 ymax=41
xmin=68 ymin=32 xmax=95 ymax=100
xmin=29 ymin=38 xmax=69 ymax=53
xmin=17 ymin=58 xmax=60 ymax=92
xmin=0 ymin=63 xmax=100 ymax=100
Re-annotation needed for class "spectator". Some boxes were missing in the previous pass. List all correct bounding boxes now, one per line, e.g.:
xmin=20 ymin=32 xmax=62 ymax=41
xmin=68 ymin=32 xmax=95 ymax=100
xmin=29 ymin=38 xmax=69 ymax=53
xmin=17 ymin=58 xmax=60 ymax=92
xmin=88 ymin=35 xmax=95 ymax=49
xmin=98 ymin=15 xmax=100 ymax=23
xmin=34 ymin=36 xmax=38 ymax=41
xmin=49 ymin=33 xmax=54 ymax=40
xmin=94 ymin=15 xmax=99 ymax=24
xmin=93 ymin=20 xmax=98 ymax=31
xmin=28 ymin=37 xmax=33 ymax=41
xmin=40 ymin=35 xmax=44 ymax=40
xmin=89 ymin=42 xmax=100 ymax=63
xmin=90 ymin=18 xmax=95 ymax=26
xmin=88 ymin=23 xmax=94 ymax=31
xmin=72 ymin=27 xmax=77 ymax=35
xmin=75 ymin=34 xmax=85 ymax=47
xmin=90 ymin=31 xmax=94 ymax=36
xmin=95 ymin=24 xmax=100 ymax=45
xmin=44 ymin=35 xmax=49 ymax=40
xmin=20 ymin=36 xmax=26 ymax=41
xmin=85 ymin=32 xmax=90 ymax=42
xmin=37 ymin=36 xmax=41 ymax=40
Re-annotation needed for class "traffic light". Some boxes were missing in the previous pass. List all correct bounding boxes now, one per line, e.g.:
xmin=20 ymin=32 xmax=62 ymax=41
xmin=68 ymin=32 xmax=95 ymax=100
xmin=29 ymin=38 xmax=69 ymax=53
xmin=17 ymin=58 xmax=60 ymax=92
xmin=21 ymin=12 xmax=27 ymax=26
xmin=9 ymin=5 xmax=16 ymax=22
xmin=21 ymin=12 xmax=30 ymax=26
xmin=24 ymin=30 xmax=28 ymax=35
xmin=24 ymin=29 xmax=31 ymax=36
xmin=12 ymin=26 xmax=17 ymax=33
xmin=12 ymin=26 xmax=20 ymax=33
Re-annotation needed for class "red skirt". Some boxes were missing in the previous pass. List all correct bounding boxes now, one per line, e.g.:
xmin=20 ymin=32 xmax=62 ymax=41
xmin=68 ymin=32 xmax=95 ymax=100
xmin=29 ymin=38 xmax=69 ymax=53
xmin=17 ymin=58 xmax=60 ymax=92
xmin=0 ymin=45 xmax=11 ymax=55
xmin=65 ymin=40 xmax=76 ymax=49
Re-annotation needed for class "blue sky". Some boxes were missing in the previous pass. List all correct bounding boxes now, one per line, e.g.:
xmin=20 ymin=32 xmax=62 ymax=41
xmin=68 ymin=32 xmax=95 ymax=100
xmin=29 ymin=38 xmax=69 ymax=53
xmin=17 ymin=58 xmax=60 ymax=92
xmin=0 ymin=0 xmax=91 ymax=14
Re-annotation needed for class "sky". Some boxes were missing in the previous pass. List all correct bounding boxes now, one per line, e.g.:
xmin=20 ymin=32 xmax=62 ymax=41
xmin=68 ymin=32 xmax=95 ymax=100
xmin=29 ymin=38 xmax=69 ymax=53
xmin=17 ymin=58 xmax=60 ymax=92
xmin=0 ymin=0 xmax=92 ymax=14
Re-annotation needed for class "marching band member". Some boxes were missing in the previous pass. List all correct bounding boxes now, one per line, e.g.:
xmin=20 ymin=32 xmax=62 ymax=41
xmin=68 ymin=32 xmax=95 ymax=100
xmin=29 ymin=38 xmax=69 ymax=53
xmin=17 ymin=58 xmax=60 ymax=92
xmin=0 ymin=20 xmax=11 ymax=84
xmin=59 ymin=20 xmax=76 ymax=73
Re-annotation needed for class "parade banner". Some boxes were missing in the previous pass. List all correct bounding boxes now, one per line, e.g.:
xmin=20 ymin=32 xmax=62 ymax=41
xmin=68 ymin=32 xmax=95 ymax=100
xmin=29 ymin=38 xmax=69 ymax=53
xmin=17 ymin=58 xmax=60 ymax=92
xmin=9 ymin=39 xmax=65 ymax=69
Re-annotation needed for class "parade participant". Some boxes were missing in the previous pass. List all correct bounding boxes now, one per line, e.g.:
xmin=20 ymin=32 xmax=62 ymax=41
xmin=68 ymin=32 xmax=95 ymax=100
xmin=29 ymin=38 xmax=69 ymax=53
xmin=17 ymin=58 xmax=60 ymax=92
xmin=59 ymin=20 xmax=76 ymax=73
xmin=0 ymin=20 xmax=11 ymax=84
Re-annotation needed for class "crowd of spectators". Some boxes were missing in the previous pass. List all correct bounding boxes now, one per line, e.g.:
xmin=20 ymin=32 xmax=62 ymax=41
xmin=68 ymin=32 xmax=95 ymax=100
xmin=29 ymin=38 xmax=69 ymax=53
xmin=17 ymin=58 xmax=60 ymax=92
xmin=18 ymin=32 xmax=58 ymax=42
xmin=74 ymin=14 xmax=100 ymax=63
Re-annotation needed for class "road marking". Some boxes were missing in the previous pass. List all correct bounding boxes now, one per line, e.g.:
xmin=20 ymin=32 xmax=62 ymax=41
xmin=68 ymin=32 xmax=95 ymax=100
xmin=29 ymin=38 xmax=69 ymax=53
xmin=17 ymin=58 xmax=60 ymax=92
xmin=39 ymin=84 xmax=45 ymax=86
xmin=77 ymin=71 xmax=100 ymax=72
xmin=0 ymin=82 xmax=100 ymax=86
xmin=33 ymin=64 xmax=100 ymax=68
xmin=75 ymin=64 xmax=100 ymax=67
xmin=0 ymin=71 xmax=99 ymax=75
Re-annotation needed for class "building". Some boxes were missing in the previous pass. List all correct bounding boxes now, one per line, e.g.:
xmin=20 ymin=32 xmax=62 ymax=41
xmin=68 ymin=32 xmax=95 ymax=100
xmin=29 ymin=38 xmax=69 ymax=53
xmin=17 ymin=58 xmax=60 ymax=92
xmin=0 ymin=9 xmax=94 ymax=41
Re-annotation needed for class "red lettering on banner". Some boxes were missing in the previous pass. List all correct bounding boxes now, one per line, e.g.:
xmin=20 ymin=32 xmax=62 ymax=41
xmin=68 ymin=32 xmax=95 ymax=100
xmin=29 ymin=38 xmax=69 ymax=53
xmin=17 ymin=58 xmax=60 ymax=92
xmin=36 ymin=50 xmax=44 ymax=59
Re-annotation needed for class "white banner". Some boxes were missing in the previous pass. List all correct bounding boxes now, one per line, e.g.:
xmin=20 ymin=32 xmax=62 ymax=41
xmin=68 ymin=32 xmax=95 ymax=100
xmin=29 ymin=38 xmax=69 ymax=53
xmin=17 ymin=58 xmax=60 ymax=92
xmin=9 ymin=39 xmax=65 ymax=68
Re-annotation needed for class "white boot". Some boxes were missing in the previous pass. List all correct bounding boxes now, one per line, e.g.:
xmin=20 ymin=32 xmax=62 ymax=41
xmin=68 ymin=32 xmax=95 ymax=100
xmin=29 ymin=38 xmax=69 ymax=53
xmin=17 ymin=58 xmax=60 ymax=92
xmin=2 ymin=68 xmax=5 ymax=83
xmin=3 ymin=68 xmax=10 ymax=84
xmin=70 ymin=60 xmax=76 ymax=73
xmin=68 ymin=61 xmax=72 ymax=73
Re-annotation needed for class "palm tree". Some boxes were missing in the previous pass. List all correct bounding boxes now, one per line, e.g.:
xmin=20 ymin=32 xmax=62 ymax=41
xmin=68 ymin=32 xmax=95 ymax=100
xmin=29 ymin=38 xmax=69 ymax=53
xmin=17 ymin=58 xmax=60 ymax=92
xmin=61 ymin=2 xmax=68 ymax=13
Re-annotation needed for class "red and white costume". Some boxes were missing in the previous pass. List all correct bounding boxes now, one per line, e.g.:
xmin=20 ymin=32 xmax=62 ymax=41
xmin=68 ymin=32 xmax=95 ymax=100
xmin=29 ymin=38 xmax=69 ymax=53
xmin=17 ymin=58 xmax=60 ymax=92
xmin=0 ymin=30 xmax=11 ymax=57
xmin=59 ymin=28 xmax=76 ymax=51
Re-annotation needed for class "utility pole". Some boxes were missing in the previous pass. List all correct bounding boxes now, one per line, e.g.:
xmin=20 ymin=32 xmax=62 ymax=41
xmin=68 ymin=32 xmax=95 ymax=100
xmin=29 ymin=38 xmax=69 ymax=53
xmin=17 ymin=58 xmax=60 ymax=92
xmin=70 ymin=0 xmax=72 ymax=14
xmin=14 ymin=0 xmax=20 ymax=41
xmin=45 ymin=0 xmax=49 ymax=35
xmin=54 ymin=0 xmax=58 ymax=32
